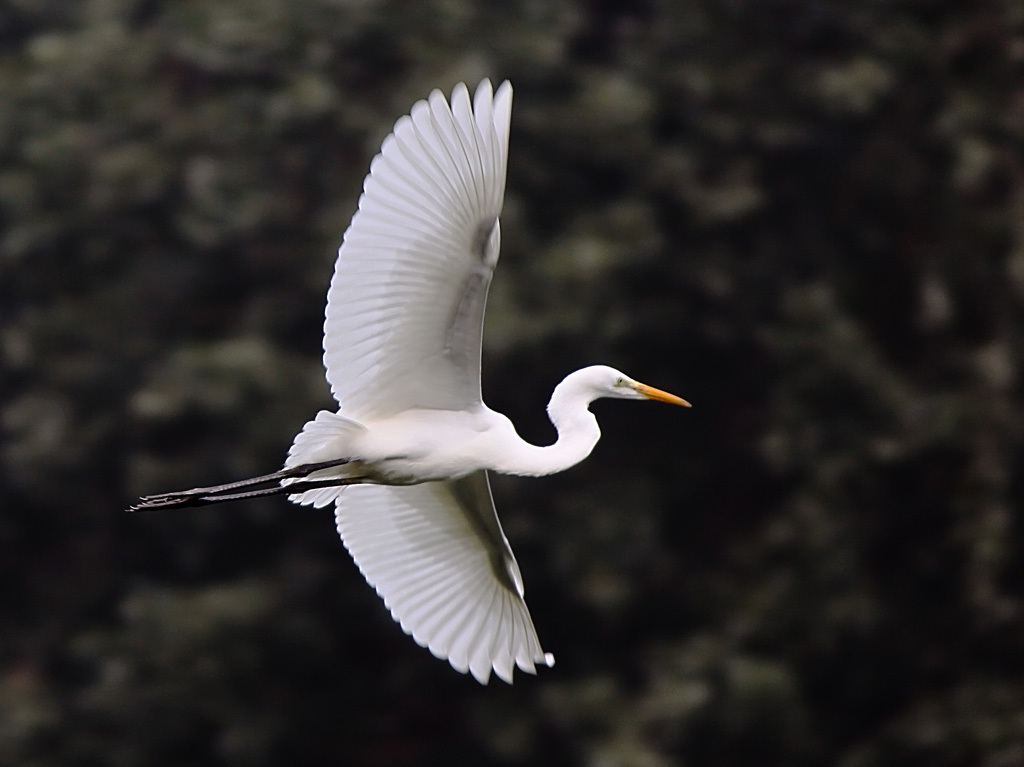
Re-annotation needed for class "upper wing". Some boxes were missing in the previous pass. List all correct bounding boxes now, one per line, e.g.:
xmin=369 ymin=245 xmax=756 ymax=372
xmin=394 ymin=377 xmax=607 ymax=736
xmin=323 ymin=80 xmax=513 ymax=419
xmin=334 ymin=471 xmax=554 ymax=684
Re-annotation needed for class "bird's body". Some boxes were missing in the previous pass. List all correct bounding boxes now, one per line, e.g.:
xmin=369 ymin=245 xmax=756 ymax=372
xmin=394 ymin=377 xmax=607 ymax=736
xmin=132 ymin=80 xmax=689 ymax=684
xmin=312 ymin=407 xmax=516 ymax=484
xmin=289 ymin=406 xmax=557 ymax=486
xmin=285 ymin=366 xmax=638 ymax=490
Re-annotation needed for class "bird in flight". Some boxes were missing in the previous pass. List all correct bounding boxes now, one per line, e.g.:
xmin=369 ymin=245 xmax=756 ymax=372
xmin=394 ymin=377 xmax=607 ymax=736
xmin=132 ymin=80 xmax=690 ymax=684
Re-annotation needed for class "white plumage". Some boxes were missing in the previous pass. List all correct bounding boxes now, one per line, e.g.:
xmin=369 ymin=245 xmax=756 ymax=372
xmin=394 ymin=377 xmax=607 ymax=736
xmin=322 ymin=81 xmax=511 ymax=418
xmin=336 ymin=476 xmax=545 ymax=684
xmin=133 ymin=80 xmax=689 ymax=684
xmin=287 ymin=81 xmax=544 ymax=684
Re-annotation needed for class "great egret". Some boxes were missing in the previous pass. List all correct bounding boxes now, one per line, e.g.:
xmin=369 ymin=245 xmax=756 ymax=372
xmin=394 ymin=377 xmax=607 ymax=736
xmin=132 ymin=79 xmax=690 ymax=684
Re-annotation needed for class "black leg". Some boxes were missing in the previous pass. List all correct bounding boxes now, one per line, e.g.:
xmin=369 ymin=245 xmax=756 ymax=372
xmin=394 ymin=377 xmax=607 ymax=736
xmin=128 ymin=475 xmax=370 ymax=511
xmin=128 ymin=458 xmax=358 ymax=511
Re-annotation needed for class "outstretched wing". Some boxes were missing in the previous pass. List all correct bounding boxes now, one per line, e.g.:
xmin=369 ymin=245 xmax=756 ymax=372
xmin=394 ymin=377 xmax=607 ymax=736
xmin=335 ymin=472 xmax=554 ymax=684
xmin=323 ymin=80 xmax=513 ymax=420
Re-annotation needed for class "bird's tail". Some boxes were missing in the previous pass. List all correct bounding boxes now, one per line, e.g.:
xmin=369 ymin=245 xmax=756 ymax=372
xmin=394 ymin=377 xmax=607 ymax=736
xmin=286 ymin=410 xmax=366 ymax=508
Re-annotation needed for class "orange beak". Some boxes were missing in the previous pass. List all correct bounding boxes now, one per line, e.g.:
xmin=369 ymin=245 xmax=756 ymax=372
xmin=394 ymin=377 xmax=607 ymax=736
xmin=634 ymin=382 xmax=691 ymax=407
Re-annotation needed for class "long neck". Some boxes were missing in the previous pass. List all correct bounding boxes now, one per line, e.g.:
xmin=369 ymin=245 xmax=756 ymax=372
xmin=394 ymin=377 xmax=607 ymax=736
xmin=498 ymin=376 xmax=602 ymax=477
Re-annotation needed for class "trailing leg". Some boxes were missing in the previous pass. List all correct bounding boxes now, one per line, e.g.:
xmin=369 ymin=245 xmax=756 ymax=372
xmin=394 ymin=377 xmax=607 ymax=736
xmin=128 ymin=457 xmax=356 ymax=511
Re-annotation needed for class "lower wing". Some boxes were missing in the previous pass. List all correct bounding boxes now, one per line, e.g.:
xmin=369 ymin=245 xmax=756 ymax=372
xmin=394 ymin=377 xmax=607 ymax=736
xmin=334 ymin=471 xmax=553 ymax=683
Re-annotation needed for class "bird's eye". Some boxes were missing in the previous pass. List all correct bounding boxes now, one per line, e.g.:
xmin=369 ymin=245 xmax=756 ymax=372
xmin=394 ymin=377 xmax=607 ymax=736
xmin=615 ymin=377 xmax=624 ymax=387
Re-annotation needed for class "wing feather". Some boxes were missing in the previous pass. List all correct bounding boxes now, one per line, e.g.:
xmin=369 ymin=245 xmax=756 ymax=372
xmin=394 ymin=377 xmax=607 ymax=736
xmin=322 ymin=80 xmax=512 ymax=419
xmin=334 ymin=472 xmax=552 ymax=683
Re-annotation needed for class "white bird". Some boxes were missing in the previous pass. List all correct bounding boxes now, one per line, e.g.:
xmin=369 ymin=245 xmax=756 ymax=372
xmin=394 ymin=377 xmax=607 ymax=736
xmin=132 ymin=79 xmax=690 ymax=684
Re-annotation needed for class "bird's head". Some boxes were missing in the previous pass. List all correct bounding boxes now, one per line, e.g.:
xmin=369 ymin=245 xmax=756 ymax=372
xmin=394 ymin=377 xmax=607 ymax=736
xmin=570 ymin=365 xmax=691 ymax=407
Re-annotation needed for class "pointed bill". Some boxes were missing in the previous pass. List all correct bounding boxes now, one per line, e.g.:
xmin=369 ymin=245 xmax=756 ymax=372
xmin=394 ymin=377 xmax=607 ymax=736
xmin=634 ymin=382 xmax=691 ymax=407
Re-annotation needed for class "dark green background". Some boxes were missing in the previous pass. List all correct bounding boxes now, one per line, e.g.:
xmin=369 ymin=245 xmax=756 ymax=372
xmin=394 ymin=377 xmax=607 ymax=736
xmin=3 ymin=1 xmax=1023 ymax=764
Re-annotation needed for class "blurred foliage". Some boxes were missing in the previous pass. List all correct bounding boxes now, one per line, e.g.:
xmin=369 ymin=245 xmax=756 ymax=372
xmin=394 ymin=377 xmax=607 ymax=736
xmin=2 ymin=0 xmax=1023 ymax=765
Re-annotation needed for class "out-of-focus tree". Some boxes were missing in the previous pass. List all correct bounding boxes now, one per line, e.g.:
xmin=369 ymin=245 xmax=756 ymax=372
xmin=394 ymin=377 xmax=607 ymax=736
xmin=2 ymin=1 xmax=1022 ymax=765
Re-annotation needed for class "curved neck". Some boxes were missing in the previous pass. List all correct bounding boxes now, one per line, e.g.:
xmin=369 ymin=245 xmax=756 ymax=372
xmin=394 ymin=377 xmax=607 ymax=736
xmin=499 ymin=375 xmax=602 ymax=477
